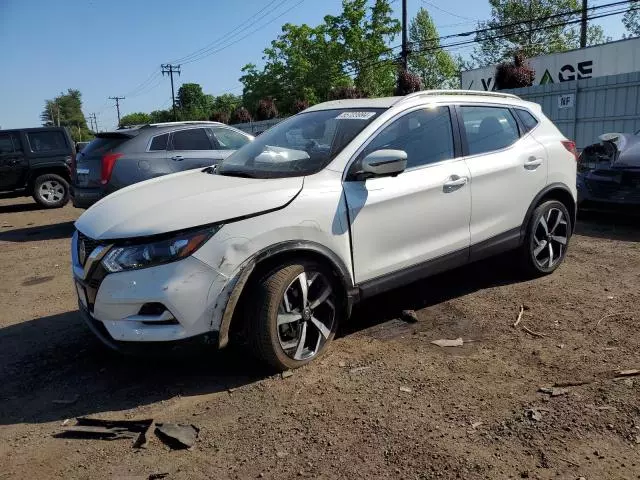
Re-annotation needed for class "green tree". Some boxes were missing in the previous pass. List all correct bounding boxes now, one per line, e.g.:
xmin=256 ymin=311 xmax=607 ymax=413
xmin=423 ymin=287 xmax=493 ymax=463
xmin=177 ymin=83 xmax=213 ymax=120
xmin=472 ymin=0 xmax=608 ymax=66
xmin=212 ymin=94 xmax=242 ymax=116
xmin=40 ymin=89 xmax=92 ymax=141
xmin=623 ymin=0 xmax=640 ymax=37
xmin=408 ymin=7 xmax=460 ymax=89
xmin=149 ymin=109 xmax=173 ymax=123
xmin=119 ymin=112 xmax=152 ymax=127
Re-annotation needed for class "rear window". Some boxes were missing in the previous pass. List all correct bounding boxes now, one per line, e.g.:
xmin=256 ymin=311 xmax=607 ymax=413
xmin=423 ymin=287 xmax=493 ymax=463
xmin=80 ymin=136 xmax=130 ymax=158
xmin=149 ymin=133 xmax=169 ymax=151
xmin=27 ymin=131 xmax=67 ymax=152
xmin=515 ymin=109 xmax=539 ymax=133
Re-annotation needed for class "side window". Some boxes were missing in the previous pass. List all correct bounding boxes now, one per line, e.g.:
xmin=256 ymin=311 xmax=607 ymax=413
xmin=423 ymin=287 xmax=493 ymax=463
xmin=515 ymin=109 xmax=539 ymax=133
xmin=362 ymin=106 xmax=454 ymax=169
xmin=27 ymin=131 xmax=67 ymax=152
xmin=210 ymin=127 xmax=250 ymax=150
xmin=0 ymin=134 xmax=15 ymax=154
xmin=149 ymin=133 xmax=169 ymax=151
xmin=460 ymin=106 xmax=520 ymax=156
xmin=171 ymin=128 xmax=212 ymax=151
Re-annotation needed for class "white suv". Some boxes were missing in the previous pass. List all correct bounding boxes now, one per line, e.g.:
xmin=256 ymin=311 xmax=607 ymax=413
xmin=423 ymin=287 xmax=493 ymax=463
xmin=72 ymin=90 xmax=577 ymax=371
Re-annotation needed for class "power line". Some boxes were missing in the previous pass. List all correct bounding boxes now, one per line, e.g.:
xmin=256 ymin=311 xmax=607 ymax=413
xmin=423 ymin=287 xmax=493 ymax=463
xmin=108 ymin=96 xmax=125 ymax=125
xmin=170 ymin=0 xmax=287 ymax=64
xmin=180 ymin=0 xmax=307 ymax=65
xmin=421 ymin=0 xmax=476 ymax=21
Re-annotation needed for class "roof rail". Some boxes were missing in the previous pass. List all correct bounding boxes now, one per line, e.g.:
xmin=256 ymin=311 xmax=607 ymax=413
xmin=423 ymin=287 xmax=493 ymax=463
xmin=396 ymin=89 xmax=520 ymax=105
xmin=146 ymin=121 xmax=223 ymax=127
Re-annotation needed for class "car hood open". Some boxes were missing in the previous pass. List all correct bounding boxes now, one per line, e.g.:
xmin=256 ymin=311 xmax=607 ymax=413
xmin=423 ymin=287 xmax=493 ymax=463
xmin=75 ymin=169 xmax=303 ymax=240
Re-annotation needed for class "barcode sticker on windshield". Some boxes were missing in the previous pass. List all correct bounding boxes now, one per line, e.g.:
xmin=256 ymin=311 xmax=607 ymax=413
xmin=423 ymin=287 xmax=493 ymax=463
xmin=335 ymin=111 xmax=377 ymax=120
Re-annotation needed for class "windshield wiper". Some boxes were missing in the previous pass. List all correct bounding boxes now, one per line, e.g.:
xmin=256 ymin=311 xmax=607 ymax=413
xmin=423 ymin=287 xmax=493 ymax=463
xmin=217 ymin=170 xmax=258 ymax=178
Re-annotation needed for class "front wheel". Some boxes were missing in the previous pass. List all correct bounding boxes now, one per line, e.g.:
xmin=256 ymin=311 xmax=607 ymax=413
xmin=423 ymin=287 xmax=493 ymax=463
xmin=521 ymin=200 xmax=572 ymax=276
xmin=249 ymin=261 xmax=342 ymax=371
xmin=32 ymin=174 xmax=69 ymax=208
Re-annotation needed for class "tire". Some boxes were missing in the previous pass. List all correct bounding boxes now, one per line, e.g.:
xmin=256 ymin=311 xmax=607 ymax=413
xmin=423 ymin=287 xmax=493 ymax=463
xmin=32 ymin=174 xmax=69 ymax=208
xmin=520 ymin=199 xmax=572 ymax=277
xmin=248 ymin=260 xmax=342 ymax=371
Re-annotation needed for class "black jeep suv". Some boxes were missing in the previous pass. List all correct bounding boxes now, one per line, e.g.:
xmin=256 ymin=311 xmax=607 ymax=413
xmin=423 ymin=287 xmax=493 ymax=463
xmin=0 ymin=127 xmax=75 ymax=208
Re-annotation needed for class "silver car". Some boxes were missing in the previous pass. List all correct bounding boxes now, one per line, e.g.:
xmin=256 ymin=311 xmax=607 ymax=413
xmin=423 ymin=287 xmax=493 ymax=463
xmin=71 ymin=121 xmax=253 ymax=208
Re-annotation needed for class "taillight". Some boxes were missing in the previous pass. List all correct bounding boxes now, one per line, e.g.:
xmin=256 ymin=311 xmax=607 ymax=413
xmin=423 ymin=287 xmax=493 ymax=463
xmin=101 ymin=152 xmax=123 ymax=185
xmin=561 ymin=140 xmax=578 ymax=161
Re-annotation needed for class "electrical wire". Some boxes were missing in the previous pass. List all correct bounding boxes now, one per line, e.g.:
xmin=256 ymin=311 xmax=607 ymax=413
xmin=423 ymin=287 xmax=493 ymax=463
xmin=421 ymin=0 xmax=476 ymax=21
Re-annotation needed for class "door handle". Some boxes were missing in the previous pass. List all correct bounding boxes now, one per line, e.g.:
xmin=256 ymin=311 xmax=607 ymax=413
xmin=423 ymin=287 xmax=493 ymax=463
xmin=524 ymin=156 xmax=543 ymax=169
xmin=171 ymin=155 xmax=184 ymax=161
xmin=443 ymin=175 xmax=468 ymax=193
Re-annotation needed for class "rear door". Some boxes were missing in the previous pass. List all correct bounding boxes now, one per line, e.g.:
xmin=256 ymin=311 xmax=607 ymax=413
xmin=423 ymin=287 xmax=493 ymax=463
xmin=457 ymin=105 xmax=548 ymax=249
xmin=0 ymin=132 xmax=27 ymax=190
xmin=74 ymin=133 xmax=133 ymax=188
xmin=168 ymin=128 xmax=219 ymax=171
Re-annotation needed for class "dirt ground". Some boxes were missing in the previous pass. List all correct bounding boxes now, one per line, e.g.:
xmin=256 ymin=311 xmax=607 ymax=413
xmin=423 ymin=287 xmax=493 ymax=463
xmin=0 ymin=196 xmax=639 ymax=480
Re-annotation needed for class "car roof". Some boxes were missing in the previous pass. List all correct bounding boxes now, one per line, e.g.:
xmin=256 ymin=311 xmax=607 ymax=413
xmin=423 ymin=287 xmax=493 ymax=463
xmin=305 ymin=90 xmax=540 ymax=113
xmin=105 ymin=121 xmax=246 ymax=137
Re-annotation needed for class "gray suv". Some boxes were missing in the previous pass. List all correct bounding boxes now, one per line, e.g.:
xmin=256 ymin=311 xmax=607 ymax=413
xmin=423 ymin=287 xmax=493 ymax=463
xmin=71 ymin=121 xmax=253 ymax=208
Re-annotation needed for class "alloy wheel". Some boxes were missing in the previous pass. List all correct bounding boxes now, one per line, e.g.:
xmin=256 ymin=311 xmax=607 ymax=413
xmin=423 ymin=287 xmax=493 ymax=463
xmin=532 ymin=207 xmax=568 ymax=269
xmin=39 ymin=180 xmax=65 ymax=204
xmin=276 ymin=270 xmax=335 ymax=361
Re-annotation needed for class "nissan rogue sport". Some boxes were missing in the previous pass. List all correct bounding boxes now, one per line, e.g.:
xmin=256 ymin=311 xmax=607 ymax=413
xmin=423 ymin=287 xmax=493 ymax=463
xmin=72 ymin=90 xmax=577 ymax=371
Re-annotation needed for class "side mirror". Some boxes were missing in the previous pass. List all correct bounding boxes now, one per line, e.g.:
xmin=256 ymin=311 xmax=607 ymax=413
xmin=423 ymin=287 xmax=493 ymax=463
xmin=360 ymin=149 xmax=407 ymax=178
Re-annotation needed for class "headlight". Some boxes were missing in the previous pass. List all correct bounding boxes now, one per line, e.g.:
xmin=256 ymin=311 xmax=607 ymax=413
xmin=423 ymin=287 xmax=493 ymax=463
xmin=101 ymin=226 xmax=220 ymax=273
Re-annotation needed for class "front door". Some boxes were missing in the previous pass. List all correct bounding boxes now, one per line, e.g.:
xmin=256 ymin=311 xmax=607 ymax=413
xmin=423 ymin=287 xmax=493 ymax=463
xmin=0 ymin=132 xmax=27 ymax=191
xmin=343 ymin=106 xmax=471 ymax=285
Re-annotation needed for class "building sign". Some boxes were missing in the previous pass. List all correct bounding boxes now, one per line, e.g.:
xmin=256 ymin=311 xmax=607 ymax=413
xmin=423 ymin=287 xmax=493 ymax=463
xmin=557 ymin=93 xmax=575 ymax=109
xmin=461 ymin=38 xmax=640 ymax=91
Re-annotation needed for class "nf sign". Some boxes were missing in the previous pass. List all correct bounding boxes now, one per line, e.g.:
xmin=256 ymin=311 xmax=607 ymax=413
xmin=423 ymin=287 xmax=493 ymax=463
xmin=558 ymin=94 xmax=575 ymax=109
xmin=461 ymin=38 xmax=640 ymax=91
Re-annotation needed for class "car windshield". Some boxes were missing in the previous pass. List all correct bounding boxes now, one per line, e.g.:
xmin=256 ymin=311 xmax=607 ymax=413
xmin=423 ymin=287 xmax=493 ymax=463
xmin=218 ymin=108 xmax=385 ymax=178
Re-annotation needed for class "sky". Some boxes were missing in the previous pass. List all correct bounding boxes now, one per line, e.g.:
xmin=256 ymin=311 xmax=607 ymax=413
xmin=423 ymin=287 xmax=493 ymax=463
xmin=0 ymin=0 xmax=629 ymax=131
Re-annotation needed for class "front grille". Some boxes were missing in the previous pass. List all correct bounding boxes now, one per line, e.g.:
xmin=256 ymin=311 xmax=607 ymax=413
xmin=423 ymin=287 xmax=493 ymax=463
xmin=77 ymin=231 xmax=104 ymax=266
xmin=76 ymin=231 xmax=109 ymax=313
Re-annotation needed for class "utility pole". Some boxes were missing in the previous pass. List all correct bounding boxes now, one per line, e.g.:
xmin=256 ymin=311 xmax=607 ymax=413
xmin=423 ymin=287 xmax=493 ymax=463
xmin=400 ymin=0 xmax=408 ymax=72
xmin=161 ymin=64 xmax=181 ymax=121
xmin=109 ymin=96 xmax=125 ymax=125
xmin=89 ymin=113 xmax=99 ymax=133
xmin=580 ymin=0 xmax=588 ymax=48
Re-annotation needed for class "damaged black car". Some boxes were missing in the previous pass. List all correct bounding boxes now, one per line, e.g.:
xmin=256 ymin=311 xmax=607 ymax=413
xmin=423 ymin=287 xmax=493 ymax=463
xmin=578 ymin=132 xmax=640 ymax=209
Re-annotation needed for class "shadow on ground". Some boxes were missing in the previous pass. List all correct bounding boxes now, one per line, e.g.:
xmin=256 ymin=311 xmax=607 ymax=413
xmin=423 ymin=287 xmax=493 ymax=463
xmin=0 ymin=221 xmax=75 ymax=242
xmin=0 ymin=255 xmax=523 ymax=427
xmin=576 ymin=211 xmax=640 ymax=242
xmin=0 ymin=201 xmax=44 ymax=214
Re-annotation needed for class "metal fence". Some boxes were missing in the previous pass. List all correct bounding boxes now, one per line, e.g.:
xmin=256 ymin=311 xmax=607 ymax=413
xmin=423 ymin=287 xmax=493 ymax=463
xmin=231 ymin=118 xmax=282 ymax=135
xmin=507 ymin=72 xmax=640 ymax=149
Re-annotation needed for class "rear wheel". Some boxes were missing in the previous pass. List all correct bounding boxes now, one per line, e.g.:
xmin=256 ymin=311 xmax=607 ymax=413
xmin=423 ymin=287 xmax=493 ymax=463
xmin=521 ymin=200 xmax=571 ymax=276
xmin=249 ymin=261 xmax=341 ymax=371
xmin=32 ymin=174 xmax=69 ymax=208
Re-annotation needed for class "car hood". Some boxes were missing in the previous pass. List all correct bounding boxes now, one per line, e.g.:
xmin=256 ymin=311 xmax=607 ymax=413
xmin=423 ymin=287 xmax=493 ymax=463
xmin=75 ymin=169 xmax=303 ymax=240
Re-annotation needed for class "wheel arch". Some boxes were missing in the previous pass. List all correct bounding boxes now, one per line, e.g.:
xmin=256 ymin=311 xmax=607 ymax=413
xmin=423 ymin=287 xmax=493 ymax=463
xmin=27 ymin=166 xmax=71 ymax=191
xmin=520 ymin=183 xmax=577 ymax=240
xmin=217 ymin=241 xmax=356 ymax=348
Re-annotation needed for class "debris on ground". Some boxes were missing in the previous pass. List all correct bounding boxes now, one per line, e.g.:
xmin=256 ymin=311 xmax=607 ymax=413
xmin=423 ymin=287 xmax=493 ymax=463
xmin=615 ymin=369 xmax=639 ymax=377
xmin=513 ymin=305 xmax=524 ymax=327
xmin=471 ymin=421 xmax=483 ymax=429
xmin=538 ymin=387 xmax=569 ymax=397
xmin=525 ymin=409 xmax=543 ymax=422
xmin=281 ymin=370 xmax=294 ymax=379
xmin=155 ymin=423 xmax=199 ymax=450
xmin=57 ymin=417 xmax=153 ymax=447
xmin=399 ymin=386 xmax=412 ymax=393
xmin=430 ymin=338 xmax=464 ymax=348
xmin=148 ymin=473 xmax=169 ymax=480
xmin=521 ymin=325 xmax=546 ymax=338
xmin=338 ymin=361 xmax=347 ymax=368
xmin=553 ymin=380 xmax=592 ymax=387
xmin=401 ymin=309 xmax=419 ymax=323
xmin=52 ymin=395 xmax=79 ymax=405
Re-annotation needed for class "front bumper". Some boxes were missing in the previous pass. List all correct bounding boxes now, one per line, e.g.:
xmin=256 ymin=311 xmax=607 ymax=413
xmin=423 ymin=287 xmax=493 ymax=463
xmin=71 ymin=186 xmax=105 ymax=209
xmin=72 ymin=233 xmax=229 ymax=344
xmin=578 ymin=173 xmax=640 ymax=206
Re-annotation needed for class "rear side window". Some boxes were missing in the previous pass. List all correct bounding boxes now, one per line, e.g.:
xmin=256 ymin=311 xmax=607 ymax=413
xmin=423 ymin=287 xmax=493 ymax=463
xmin=149 ymin=133 xmax=169 ymax=151
xmin=515 ymin=109 xmax=539 ymax=133
xmin=210 ymin=127 xmax=250 ymax=150
xmin=27 ymin=131 xmax=67 ymax=152
xmin=80 ymin=136 xmax=129 ymax=157
xmin=460 ymin=106 xmax=520 ymax=156
xmin=171 ymin=128 xmax=212 ymax=150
